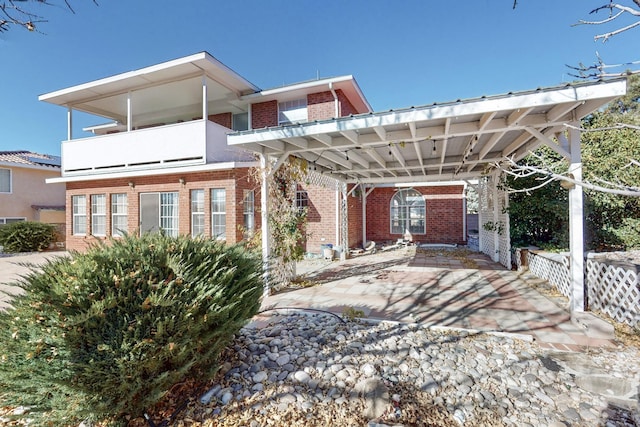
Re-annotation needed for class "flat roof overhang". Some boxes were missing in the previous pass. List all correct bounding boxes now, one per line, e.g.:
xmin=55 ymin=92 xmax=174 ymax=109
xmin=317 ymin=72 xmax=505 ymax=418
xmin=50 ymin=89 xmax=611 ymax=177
xmin=228 ymin=78 xmax=627 ymax=185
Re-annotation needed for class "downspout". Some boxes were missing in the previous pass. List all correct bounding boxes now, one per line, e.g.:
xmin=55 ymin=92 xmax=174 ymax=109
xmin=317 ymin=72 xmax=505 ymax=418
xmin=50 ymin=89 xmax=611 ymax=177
xmin=329 ymin=82 xmax=339 ymax=117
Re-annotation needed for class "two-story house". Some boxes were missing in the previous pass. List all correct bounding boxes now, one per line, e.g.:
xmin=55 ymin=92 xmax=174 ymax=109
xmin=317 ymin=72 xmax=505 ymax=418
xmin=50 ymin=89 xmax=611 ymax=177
xmin=41 ymin=52 xmax=466 ymax=253
xmin=0 ymin=151 xmax=66 ymax=240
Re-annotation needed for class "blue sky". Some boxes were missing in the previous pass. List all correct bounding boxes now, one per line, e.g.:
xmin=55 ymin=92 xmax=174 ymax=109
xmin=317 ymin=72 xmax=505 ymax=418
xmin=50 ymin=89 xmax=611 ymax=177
xmin=1 ymin=0 xmax=638 ymax=156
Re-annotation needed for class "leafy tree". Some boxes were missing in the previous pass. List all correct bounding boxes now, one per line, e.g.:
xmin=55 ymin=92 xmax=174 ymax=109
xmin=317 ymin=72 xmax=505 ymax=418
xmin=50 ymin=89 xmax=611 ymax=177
xmin=507 ymin=75 xmax=639 ymax=251
xmin=505 ymin=147 xmax=570 ymax=249
xmin=582 ymin=74 xmax=640 ymax=249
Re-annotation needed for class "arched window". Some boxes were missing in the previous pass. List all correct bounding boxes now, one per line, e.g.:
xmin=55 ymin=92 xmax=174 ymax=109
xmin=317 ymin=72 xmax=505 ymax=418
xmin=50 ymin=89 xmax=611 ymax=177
xmin=390 ymin=188 xmax=425 ymax=235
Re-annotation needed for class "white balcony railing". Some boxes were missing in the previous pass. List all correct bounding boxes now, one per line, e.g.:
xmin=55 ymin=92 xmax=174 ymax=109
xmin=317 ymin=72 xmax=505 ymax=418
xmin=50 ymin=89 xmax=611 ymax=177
xmin=61 ymin=120 xmax=243 ymax=176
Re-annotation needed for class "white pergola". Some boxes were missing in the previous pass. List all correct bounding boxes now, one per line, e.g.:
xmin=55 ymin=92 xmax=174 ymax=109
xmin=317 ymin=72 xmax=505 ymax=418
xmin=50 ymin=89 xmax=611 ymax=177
xmin=228 ymin=78 xmax=627 ymax=312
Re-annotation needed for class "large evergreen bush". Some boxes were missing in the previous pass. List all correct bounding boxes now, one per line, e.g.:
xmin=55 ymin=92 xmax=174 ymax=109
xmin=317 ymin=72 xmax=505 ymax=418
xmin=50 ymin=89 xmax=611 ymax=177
xmin=0 ymin=221 xmax=56 ymax=253
xmin=0 ymin=233 xmax=263 ymax=425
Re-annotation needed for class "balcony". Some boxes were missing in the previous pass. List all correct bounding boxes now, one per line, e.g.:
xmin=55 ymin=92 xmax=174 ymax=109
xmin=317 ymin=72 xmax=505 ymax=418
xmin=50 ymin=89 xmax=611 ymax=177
xmin=61 ymin=120 xmax=247 ymax=177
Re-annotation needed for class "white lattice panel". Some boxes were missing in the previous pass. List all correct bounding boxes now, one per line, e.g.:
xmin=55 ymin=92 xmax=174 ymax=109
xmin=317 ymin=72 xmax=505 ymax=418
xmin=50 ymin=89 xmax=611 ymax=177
xmin=587 ymin=259 xmax=639 ymax=326
xmin=527 ymin=252 xmax=571 ymax=298
xmin=478 ymin=176 xmax=495 ymax=258
xmin=306 ymin=170 xmax=341 ymax=190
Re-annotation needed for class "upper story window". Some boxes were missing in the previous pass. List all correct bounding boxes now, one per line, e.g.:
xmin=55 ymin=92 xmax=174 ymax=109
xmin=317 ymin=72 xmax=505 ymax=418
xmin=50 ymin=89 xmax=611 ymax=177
xmin=232 ymin=113 xmax=249 ymax=131
xmin=0 ymin=168 xmax=11 ymax=193
xmin=279 ymin=99 xmax=307 ymax=125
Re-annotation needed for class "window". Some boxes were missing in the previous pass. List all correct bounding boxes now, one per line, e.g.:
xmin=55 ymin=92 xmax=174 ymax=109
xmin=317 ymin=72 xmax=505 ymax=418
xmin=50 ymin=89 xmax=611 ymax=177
xmin=72 ymin=195 xmax=87 ymax=235
xmin=232 ymin=112 xmax=249 ymax=131
xmin=0 ymin=218 xmax=25 ymax=225
xmin=243 ymin=190 xmax=255 ymax=234
xmin=296 ymin=190 xmax=308 ymax=211
xmin=160 ymin=193 xmax=179 ymax=237
xmin=278 ymin=99 xmax=307 ymax=124
xmin=191 ymin=189 xmax=205 ymax=237
xmin=91 ymin=194 xmax=106 ymax=236
xmin=390 ymin=189 xmax=426 ymax=235
xmin=211 ymin=188 xmax=226 ymax=240
xmin=111 ymin=193 xmax=128 ymax=237
xmin=0 ymin=168 xmax=11 ymax=193
xmin=140 ymin=192 xmax=179 ymax=237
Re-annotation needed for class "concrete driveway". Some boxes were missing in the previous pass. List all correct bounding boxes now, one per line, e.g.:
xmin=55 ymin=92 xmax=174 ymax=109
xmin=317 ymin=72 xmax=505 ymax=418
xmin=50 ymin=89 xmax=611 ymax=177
xmin=0 ymin=252 xmax=68 ymax=310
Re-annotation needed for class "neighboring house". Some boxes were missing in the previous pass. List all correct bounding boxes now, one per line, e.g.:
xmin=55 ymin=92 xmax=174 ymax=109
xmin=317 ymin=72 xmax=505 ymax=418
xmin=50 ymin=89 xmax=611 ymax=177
xmin=0 ymin=151 xmax=66 ymax=245
xmin=41 ymin=52 xmax=465 ymax=253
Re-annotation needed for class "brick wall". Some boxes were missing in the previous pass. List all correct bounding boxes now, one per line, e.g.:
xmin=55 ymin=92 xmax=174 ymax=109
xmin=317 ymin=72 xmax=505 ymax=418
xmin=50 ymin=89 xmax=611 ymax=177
xmin=64 ymin=168 xmax=260 ymax=252
xmin=208 ymin=113 xmax=232 ymax=129
xmin=300 ymin=183 xmax=337 ymax=253
xmin=365 ymin=186 xmax=465 ymax=245
xmin=251 ymin=100 xmax=278 ymax=129
xmin=307 ymin=91 xmax=336 ymax=121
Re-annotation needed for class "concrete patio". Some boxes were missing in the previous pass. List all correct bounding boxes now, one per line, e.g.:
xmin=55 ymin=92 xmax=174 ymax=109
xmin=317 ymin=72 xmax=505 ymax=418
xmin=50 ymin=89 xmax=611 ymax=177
xmin=261 ymin=247 xmax=618 ymax=352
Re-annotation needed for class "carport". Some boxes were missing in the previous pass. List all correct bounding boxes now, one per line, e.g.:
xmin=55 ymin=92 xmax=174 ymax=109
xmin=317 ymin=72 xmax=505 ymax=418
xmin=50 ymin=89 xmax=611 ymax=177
xmin=227 ymin=78 xmax=627 ymax=313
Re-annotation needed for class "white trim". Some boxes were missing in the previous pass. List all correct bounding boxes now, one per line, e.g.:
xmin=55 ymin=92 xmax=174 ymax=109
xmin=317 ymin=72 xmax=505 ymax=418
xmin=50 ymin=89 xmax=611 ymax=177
xmin=45 ymin=161 xmax=259 ymax=184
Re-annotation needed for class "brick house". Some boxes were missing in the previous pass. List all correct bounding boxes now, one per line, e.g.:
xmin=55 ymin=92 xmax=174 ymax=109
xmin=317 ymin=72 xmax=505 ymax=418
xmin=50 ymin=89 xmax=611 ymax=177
xmin=42 ymin=52 xmax=466 ymax=253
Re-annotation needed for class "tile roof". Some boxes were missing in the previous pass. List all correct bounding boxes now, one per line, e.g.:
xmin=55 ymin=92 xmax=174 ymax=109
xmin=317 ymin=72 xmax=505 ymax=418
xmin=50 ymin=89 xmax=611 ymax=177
xmin=0 ymin=151 xmax=61 ymax=168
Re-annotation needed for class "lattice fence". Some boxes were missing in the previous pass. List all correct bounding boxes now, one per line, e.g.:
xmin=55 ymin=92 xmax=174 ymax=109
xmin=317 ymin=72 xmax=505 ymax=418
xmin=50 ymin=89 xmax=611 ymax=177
xmin=478 ymin=174 xmax=511 ymax=269
xmin=526 ymin=251 xmax=639 ymax=326
xmin=586 ymin=258 xmax=639 ymax=326
xmin=526 ymin=252 xmax=571 ymax=298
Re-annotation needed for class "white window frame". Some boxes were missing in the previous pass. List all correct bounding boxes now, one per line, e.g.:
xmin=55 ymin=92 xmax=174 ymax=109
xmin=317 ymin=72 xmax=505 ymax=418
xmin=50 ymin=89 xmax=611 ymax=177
xmin=0 ymin=217 xmax=26 ymax=225
xmin=0 ymin=168 xmax=11 ymax=194
xmin=160 ymin=192 xmax=179 ymax=237
xmin=111 ymin=193 xmax=128 ymax=237
xmin=191 ymin=189 xmax=205 ymax=237
xmin=91 ymin=194 xmax=107 ymax=236
xmin=390 ymin=188 xmax=426 ymax=235
xmin=72 ymin=195 xmax=87 ymax=236
xmin=243 ymin=190 xmax=255 ymax=234
xmin=211 ymin=188 xmax=226 ymax=240
xmin=278 ymin=98 xmax=308 ymax=125
xmin=296 ymin=190 xmax=309 ymax=211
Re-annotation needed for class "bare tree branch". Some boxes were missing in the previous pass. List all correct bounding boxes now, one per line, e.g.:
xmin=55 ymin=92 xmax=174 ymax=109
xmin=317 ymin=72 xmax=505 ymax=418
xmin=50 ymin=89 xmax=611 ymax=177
xmin=495 ymin=154 xmax=640 ymax=197
xmin=0 ymin=0 xmax=96 ymax=33
xmin=572 ymin=1 xmax=640 ymax=42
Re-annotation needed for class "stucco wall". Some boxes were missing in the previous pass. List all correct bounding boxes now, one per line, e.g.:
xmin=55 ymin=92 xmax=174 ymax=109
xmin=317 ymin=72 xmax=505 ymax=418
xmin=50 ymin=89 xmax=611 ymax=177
xmin=0 ymin=166 xmax=65 ymax=220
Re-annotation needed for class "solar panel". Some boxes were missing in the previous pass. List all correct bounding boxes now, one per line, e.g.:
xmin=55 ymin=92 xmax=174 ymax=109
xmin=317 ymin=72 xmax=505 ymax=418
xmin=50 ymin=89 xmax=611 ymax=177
xmin=25 ymin=155 xmax=61 ymax=167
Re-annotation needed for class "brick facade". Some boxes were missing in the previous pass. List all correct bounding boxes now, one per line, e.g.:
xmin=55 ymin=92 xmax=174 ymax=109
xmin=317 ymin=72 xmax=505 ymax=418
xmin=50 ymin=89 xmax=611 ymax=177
xmin=299 ymin=183 xmax=337 ymax=253
xmin=251 ymin=100 xmax=278 ymax=129
xmin=64 ymin=168 xmax=260 ymax=252
xmin=347 ymin=184 xmax=363 ymax=249
xmin=208 ymin=112 xmax=232 ymax=129
xmin=364 ymin=186 xmax=465 ymax=246
xmin=336 ymin=89 xmax=357 ymax=117
xmin=307 ymin=91 xmax=336 ymax=122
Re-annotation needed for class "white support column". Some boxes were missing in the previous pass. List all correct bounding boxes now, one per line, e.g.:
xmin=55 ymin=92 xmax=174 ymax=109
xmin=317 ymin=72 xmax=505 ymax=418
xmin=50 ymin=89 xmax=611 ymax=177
xmin=127 ymin=91 xmax=132 ymax=132
xmin=202 ymin=75 xmax=208 ymax=120
xmin=260 ymin=154 xmax=271 ymax=297
xmin=66 ymin=107 xmax=73 ymax=140
xmin=462 ymin=183 xmax=467 ymax=243
xmin=568 ymin=123 xmax=585 ymax=313
xmin=362 ymin=187 xmax=367 ymax=248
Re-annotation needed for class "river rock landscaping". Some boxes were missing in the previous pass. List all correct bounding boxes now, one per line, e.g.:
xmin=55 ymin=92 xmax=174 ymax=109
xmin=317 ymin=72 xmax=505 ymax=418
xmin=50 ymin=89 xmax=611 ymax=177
xmin=125 ymin=311 xmax=640 ymax=427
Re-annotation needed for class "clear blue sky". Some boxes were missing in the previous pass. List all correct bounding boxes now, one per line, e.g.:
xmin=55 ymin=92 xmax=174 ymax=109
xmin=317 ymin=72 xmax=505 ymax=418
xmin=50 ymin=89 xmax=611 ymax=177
xmin=1 ymin=0 xmax=638 ymax=156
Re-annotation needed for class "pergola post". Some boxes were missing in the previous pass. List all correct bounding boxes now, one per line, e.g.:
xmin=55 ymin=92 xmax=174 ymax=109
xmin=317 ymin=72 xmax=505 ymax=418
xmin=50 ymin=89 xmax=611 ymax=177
xmin=568 ymin=123 xmax=585 ymax=312
xmin=260 ymin=154 xmax=271 ymax=297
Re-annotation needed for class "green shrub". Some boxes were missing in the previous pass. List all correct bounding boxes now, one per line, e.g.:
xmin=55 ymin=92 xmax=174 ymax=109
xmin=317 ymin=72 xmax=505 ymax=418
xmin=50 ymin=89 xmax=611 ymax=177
xmin=0 ymin=221 xmax=56 ymax=253
xmin=0 ymin=233 xmax=263 ymax=425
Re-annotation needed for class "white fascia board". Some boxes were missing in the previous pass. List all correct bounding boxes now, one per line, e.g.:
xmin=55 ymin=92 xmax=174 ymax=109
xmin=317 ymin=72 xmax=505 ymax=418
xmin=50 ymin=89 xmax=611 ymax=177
xmin=229 ymin=79 xmax=627 ymax=146
xmin=39 ymin=52 xmax=260 ymax=105
xmin=372 ymin=181 xmax=468 ymax=188
xmin=45 ymin=161 xmax=259 ymax=184
xmin=241 ymin=76 xmax=355 ymax=101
